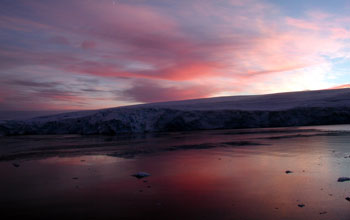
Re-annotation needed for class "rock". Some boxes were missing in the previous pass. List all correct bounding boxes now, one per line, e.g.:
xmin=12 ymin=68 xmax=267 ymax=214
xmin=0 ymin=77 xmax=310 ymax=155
xmin=132 ymin=172 xmax=151 ymax=179
xmin=337 ymin=177 xmax=350 ymax=182
xmin=319 ymin=211 xmax=327 ymax=215
xmin=72 ymin=177 xmax=79 ymax=180
xmin=346 ymin=197 xmax=350 ymax=202
xmin=12 ymin=163 xmax=20 ymax=168
xmin=285 ymin=170 xmax=293 ymax=174
xmin=297 ymin=204 xmax=305 ymax=208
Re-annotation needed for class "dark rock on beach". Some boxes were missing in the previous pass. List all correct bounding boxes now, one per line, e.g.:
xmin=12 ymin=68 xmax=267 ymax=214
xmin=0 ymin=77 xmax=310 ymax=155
xmin=337 ymin=177 xmax=350 ymax=182
xmin=132 ymin=172 xmax=151 ymax=179
xmin=12 ymin=163 xmax=20 ymax=168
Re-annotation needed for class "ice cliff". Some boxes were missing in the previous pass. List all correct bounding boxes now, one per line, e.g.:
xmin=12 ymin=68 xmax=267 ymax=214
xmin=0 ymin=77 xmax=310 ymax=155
xmin=1 ymin=88 xmax=350 ymax=135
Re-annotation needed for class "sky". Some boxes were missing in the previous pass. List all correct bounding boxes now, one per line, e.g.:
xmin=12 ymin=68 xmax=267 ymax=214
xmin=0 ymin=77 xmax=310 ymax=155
xmin=1 ymin=0 xmax=350 ymax=111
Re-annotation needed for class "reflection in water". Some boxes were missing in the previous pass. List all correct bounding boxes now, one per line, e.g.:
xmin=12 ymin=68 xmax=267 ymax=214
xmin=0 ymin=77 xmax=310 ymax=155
xmin=0 ymin=125 xmax=350 ymax=219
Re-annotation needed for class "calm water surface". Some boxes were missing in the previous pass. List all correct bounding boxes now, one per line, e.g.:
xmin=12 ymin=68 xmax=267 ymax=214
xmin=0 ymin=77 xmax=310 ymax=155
xmin=0 ymin=125 xmax=350 ymax=219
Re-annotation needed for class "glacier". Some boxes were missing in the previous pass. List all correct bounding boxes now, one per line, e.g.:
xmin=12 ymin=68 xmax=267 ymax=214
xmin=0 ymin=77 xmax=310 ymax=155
xmin=1 ymin=88 xmax=350 ymax=136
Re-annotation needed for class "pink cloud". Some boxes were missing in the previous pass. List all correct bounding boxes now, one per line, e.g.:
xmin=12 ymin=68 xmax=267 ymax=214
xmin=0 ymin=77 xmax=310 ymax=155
xmin=122 ymin=80 xmax=219 ymax=103
xmin=1 ymin=0 xmax=350 ymax=110
xmin=50 ymin=35 xmax=70 ymax=45
xmin=330 ymin=28 xmax=350 ymax=39
xmin=286 ymin=18 xmax=321 ymax=31
xmin=327 ymin=84 xmax=350 ymax=89
xmin=81 ymin=40 xmax=96 ymax=50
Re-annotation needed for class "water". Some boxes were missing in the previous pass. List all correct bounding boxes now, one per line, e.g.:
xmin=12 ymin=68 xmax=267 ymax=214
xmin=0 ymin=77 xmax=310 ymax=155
xmin=1 ymin=125 xmax=350 ymax=219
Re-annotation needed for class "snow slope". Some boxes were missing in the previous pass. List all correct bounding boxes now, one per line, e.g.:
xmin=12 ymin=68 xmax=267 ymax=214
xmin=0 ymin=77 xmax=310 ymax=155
xmin=1 ymin=88 xmax=350 ymax=135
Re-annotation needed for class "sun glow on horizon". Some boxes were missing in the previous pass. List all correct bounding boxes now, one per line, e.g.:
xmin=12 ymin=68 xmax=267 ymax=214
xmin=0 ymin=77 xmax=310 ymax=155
xmin=1 ymin=0 xmax=350 ymax=110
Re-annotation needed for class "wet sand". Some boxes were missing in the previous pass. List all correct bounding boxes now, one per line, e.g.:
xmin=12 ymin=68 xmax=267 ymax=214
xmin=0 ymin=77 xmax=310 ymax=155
xmin=0 ymin=125 xmax=350 ymax=219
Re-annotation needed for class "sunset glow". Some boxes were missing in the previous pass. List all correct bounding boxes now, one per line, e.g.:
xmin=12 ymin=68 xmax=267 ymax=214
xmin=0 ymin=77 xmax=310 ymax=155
xmin=1 ymin=0 xmax=350 ymax=110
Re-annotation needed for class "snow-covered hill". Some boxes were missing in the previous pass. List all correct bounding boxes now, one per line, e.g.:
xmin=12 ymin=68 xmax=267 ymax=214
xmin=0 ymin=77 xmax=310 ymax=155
xmin=1 ymin=88 xmax=350 ymax=135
